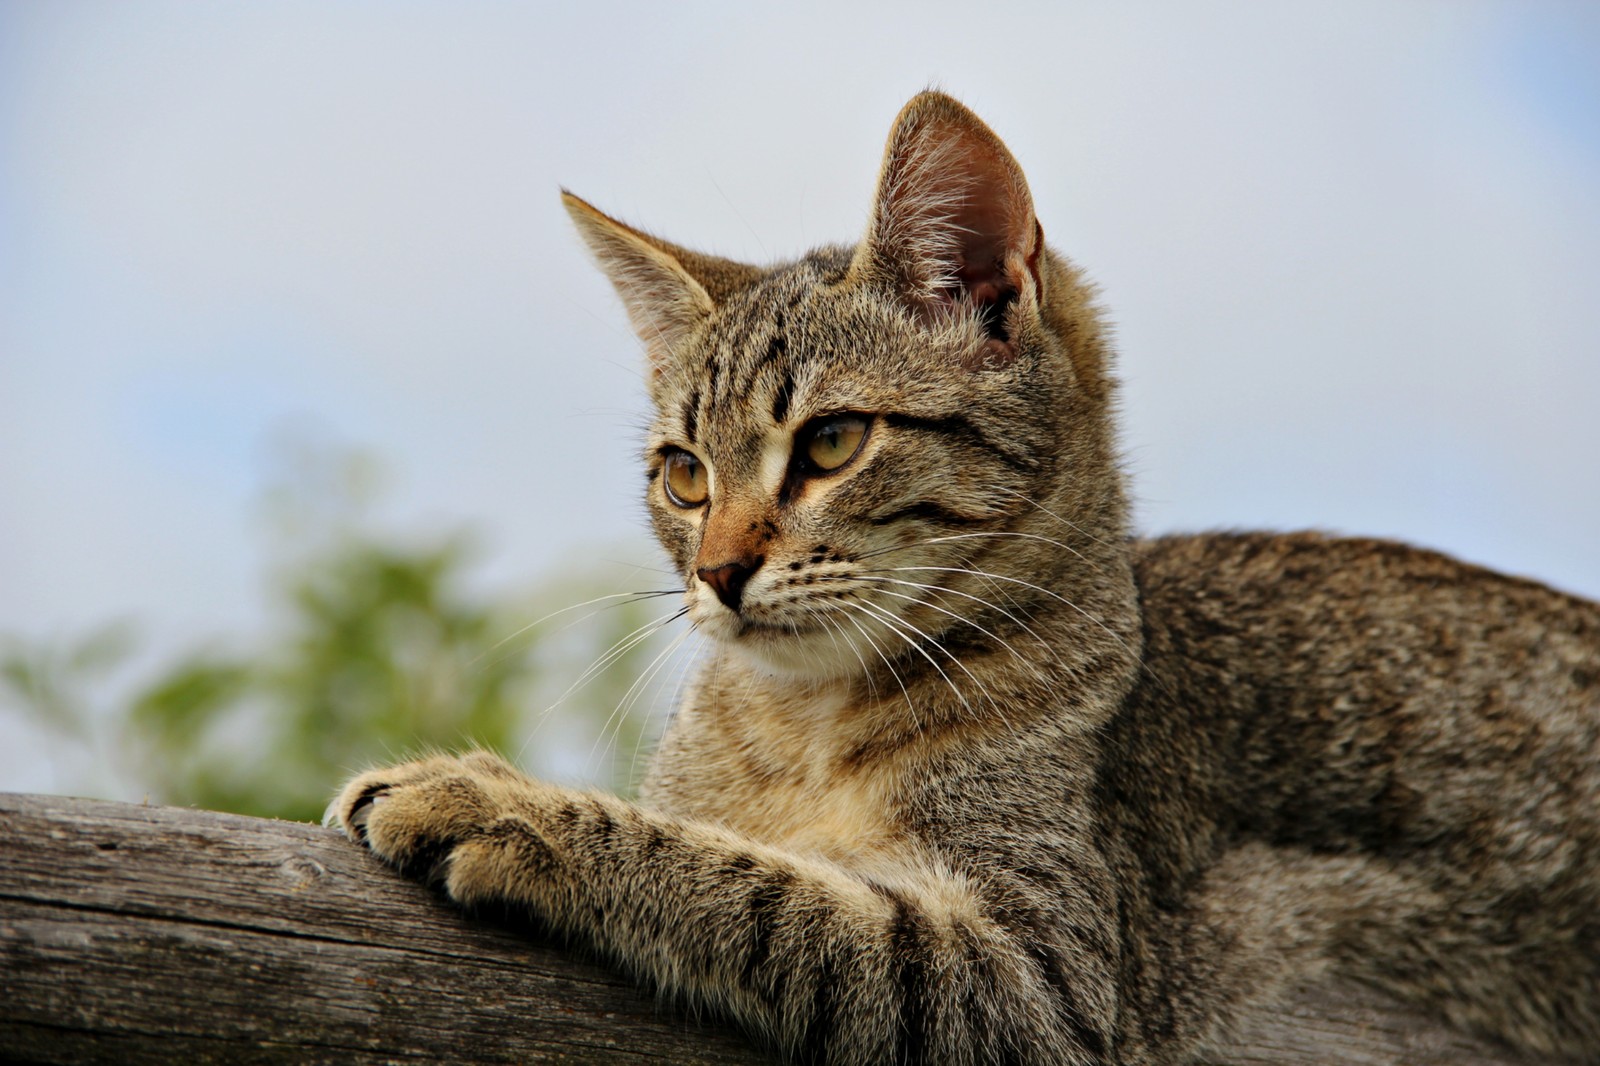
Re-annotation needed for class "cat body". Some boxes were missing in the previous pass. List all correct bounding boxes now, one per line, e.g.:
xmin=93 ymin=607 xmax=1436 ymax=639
xmin=333 ymin=93 xmax=1600 ymax=1063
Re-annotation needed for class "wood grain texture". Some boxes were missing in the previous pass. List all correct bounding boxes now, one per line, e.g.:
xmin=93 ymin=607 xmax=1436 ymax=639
xmin=0 ymin=793 xmax=1560 ymax=1065
xmin=0 ymin=792 xmax=759 ymax=1064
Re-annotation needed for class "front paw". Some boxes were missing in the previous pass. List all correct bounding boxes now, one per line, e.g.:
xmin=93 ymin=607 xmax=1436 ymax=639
xmin=329 ymin=751 xmax=534 ymax=881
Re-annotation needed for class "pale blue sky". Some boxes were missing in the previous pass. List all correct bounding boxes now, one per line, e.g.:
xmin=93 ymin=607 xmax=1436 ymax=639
xmin=2 ymin=2 xmax=1597 ymax=796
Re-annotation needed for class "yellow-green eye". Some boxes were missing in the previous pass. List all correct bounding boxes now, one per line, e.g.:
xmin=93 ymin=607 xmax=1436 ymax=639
xmin=662 ymin=449 xmax=709 ymax=507
xmin=801 ymin=415 xmax=869 ymax=473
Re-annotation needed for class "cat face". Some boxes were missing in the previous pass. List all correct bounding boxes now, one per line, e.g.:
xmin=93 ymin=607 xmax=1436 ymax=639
xmin=638 ymin=253 xmax=1050 ymax=677
xmin=567 ymin=93 xmax=1125 ymax=683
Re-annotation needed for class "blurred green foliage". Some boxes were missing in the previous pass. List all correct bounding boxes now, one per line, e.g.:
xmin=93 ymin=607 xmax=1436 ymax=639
xmin=0 ymin=447 xmax=684 ymax=822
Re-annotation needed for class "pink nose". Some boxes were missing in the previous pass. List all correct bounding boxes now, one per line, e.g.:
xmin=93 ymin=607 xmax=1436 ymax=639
xmin=696 ymin=555 xmax=764 ymax=612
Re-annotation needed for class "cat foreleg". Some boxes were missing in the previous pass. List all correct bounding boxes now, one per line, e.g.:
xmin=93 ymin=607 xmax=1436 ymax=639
xmin=331 ymin=750 xmax=1115 ymax=1066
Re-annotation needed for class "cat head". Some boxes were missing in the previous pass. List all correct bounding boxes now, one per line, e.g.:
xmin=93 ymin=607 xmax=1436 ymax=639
xmin=565 ymin=92 xmax=1129 ymax=684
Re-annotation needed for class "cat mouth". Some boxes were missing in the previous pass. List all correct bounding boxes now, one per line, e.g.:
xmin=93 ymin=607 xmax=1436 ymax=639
xmin=734 ymin=617 xmax=820 ymax=638
xmin=721 ymin=612 xmax=870 ymax=680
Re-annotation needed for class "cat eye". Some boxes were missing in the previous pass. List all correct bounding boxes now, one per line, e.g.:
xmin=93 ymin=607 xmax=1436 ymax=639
xmin=662 ymin=449 xmax=709 ymax=507
xmin=799 ymin=414 xmax=870 ymax=474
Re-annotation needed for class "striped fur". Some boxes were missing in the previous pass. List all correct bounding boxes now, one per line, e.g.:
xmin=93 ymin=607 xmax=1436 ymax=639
xmin=334 ymin=92 xmax=1600 ymax=1063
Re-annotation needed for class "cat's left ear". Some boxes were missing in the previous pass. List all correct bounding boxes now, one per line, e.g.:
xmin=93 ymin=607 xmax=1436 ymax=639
xmin=563 ymin=191 xmax=761 ymax=373
xmin=850 ymin=92 xmax=1044 ymax=367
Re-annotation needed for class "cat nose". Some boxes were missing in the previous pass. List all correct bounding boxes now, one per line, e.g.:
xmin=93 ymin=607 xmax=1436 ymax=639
xmin=696 ymin=555 xmax=764 ymax=612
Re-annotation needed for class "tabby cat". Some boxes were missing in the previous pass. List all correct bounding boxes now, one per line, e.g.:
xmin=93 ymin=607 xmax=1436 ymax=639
xmin=331 ymin=92 xmax=1600 ymax=1063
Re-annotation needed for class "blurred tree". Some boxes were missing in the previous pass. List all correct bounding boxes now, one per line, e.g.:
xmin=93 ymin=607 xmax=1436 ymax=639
xmin=0 ymin=445 xmax=685 ymax=822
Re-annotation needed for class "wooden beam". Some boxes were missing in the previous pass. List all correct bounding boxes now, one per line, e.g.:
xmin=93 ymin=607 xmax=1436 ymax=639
xmin=0 ymin=793 xmax=1558 ymax=1064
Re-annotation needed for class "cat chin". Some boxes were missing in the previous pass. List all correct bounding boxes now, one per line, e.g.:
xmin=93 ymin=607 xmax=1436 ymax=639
xmin=712 ymin=620 xmax=874 ymax=682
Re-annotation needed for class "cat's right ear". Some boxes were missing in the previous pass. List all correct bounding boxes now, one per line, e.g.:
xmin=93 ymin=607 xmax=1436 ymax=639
xmin=563 ymin=191 xmax=758 ymax=373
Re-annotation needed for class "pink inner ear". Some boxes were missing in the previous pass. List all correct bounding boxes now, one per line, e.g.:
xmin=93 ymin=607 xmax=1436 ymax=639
xmin=931 ymin=140 xmax=1036 ymax=345
xmin=946 ymin=211 xmax=1020 ymax=345
xmin=966 ymin=279 xmax=1005 ymax=304
xmin=950 ymin=147 xmax=1017 ymax=288
xmin=949 ymin=205 xmax=1025 ymax=368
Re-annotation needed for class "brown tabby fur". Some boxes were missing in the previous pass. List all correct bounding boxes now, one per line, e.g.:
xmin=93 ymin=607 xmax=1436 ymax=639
xmin=332 ymin=92 xmax=1600 ymax=1064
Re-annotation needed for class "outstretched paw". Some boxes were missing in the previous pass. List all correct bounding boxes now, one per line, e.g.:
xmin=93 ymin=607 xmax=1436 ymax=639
xmin=330 ymin=751 xmax=555 ymax=898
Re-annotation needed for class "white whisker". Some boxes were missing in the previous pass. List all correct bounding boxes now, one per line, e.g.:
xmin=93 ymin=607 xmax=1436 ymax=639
xmin=991 ymin=485 xmax=1116 ymax=549
xmin=587 ymin=625 xmax=693 ymax=783
xmin=871 ymin=564 xmax=1138 ymax=661
xmin=839 ymin=597 xmax=971 ymax=713
xmin=851 ymin=582 xmax=1031 ymax=667
xmin=827 ymin=602 xmax=918 ymax=726
xmin=475 ymin=589 xmax=683 ymax=668
xmin=838 ymin=573 xmax=1058 ymax=662
xmin=515 ymin=606 xmax=691 ymax=770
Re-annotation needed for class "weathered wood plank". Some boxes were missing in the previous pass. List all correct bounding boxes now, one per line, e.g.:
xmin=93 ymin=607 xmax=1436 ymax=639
xmin=0 ymin=792 xmax=761 ymax=1064
xmin=0 ymin=793 xmax=1566 ymax=1064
